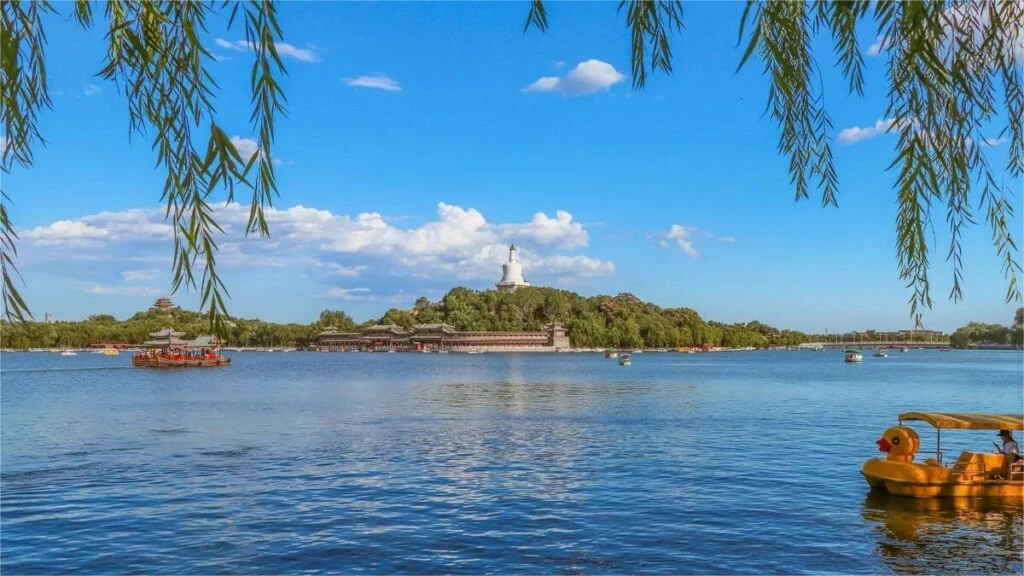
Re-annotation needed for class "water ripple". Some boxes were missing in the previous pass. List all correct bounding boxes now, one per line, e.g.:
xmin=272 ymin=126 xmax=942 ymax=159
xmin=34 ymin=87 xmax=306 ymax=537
xmin=1 ymin=350 xmax=1021 ymax=573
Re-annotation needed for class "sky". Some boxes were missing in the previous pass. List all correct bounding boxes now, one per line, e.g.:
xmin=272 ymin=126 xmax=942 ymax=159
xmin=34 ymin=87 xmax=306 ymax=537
xmin=4 ymin=1 xmax=1022 ymax=333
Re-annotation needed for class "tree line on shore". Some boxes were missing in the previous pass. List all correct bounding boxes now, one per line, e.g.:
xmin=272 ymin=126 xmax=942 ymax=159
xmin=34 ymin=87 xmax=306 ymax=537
xmin=948 ymin=308 xmax=1024 ymax=349
xmin=2 ymin=287 xmax=1014 ymax=351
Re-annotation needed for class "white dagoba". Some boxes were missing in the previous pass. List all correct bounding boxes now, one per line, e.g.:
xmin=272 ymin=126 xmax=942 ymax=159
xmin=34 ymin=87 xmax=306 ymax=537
xmin=496 ymin=244 xmax=530 ymax=291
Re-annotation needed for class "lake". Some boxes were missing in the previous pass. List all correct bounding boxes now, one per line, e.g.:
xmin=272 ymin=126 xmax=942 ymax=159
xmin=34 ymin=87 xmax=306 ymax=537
xmin=2 ymin=349 xmax=1021 ymax=574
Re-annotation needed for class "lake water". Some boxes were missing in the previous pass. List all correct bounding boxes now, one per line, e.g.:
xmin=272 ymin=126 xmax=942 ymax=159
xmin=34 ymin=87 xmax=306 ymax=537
xmin=2 ymin=349 xmax=1022 ymax=574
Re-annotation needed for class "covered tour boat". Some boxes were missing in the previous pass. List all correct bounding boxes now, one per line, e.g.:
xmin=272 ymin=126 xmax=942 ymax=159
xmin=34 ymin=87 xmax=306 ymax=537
xmin=862 ymin=412 xmax=1023 ymax=498
xmin=131 ymin=327 xmax=231 ymax=368
xmin=844 ymin=348 xmax=863 ymax=363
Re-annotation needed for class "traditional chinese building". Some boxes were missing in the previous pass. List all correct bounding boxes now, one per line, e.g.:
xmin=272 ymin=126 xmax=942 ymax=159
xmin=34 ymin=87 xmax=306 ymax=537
xmin=143 ymin=327 xmax=219 ymax=349
xmin=152 ymin=296 xmax=175 ymax=312
xmin=316 ymin=322 xmax=570 ymax=352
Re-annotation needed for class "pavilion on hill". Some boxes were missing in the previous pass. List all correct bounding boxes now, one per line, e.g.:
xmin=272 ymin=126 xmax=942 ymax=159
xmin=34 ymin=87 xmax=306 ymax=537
xmin=152 ymin=296 xmax=175 ymax=312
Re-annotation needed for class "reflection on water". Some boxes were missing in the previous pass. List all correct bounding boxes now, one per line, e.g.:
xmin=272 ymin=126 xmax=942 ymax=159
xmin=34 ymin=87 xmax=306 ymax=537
xmin=2 ymin=350 xmax=1021 ymax=573
xmin=862 ymin=491 xmax=1024 ymax=574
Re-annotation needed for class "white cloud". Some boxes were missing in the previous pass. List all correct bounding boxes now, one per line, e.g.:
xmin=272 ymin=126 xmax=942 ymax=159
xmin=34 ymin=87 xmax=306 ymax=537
xmin=553 ymin=60 xmax=565 ymax=70
xmin=702 ymin=231 xmax=736 ymax=243
xmin=837 ymin=118 xmax=897 ymax=145
xmin=524 ymin=59 xmax=625 ymax=94
xmin=84 ymin=285 xmax=162 ymax=297
xmin=24 ymin=209 xmax=172 ymax=247
xmin=324 ymin=287 xmax=372 ymax=300
xmin=230 ymin=136 xmax=286 ymax=166
xmin=982 ymin=136 xmax=1008 ymax=148
xmin=866 ymin=38 xmax=888 ymax=57
xmin=665 ymin=225 xmax=700 ymax=258
xmin=25 ymin=202 xmax=614 ymax=288
xmin=326 ymin=264 xmax=368 ymax=277
xmin=538 ymin=255 xmax=615 ymax=276
xmin=343 ymin=74 xmax=402 ymax=92
xmin=659 ymin=225 xmax=735 ymax=258
xmin=83 ymin=84 xmax=101 ymax=97
xmin=213 ymin=38 xmax=319 ymax=62
xmin=496 ymin=210 xmax=588 ymax=248
xmin=230 ymin=136 xmax=260 ymax=161
xmin=122 ymin=269 xmax=158 ymax=282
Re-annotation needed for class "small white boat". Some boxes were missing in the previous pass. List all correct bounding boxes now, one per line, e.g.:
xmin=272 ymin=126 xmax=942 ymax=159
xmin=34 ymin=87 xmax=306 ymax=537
xmin=619 ymin=353 xmax=632 ymax=366
xmin=873 ymin=349 xmax=888 ymax=358
xmin=60 ymin=350 xmax=77 ymax=356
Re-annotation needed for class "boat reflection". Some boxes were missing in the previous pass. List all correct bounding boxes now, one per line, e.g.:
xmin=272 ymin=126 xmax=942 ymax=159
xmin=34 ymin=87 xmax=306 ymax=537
xmin=862 ymin=491 xmax=1023 ymax=574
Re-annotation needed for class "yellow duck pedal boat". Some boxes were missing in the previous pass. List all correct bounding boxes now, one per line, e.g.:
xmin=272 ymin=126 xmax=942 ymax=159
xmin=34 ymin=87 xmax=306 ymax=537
xmin=862 ymin=412 xmax=1024 ymax=499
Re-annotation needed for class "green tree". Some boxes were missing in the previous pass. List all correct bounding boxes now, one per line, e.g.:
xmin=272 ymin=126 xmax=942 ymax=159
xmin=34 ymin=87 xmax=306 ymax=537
xmin=318 ymin=309 xmax=356 ymax=331
xmin=4 ymin=1 xmax=1021 ymax=329
xmin=87 ymin=314 xmax=117 ymax=323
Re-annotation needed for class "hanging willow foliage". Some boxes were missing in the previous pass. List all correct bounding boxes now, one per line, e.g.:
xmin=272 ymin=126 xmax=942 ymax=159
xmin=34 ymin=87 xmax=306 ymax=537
xmin=2 ymin=0 xmax=1021 ymax=332
xmin=526 ymin=0 xmax=1022 ymax=326
xmin=1 ymin=0 xmax=284 ymax=334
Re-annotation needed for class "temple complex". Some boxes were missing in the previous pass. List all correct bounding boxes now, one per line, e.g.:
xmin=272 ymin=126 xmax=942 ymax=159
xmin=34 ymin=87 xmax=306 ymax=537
xmin=496 ymin=244 xmax=530 ymax=291
xmin=316 ymin=322 xmax=570 ymax=352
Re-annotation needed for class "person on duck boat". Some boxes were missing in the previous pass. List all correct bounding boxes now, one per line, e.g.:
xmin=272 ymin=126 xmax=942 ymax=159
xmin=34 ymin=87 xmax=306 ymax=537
xmin=995 ymin=429 xmax=1021 ymax=477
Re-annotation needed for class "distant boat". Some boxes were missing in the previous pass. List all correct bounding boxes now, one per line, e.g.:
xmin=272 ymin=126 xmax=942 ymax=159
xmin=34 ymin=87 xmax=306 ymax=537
xmin=605 ymin=350 xmax=618 ymax=359
xmin=901 ymin=346 xmax=909 ymax=353
xmin=619 ymin=353 xmax=632 ymax=366
xmin=845 ymin=349 xmax=863 ymax=363
xmin=102 ymin=348 xmax=119 ymax=356
xmin=60 ymin=350 xmax=77 ymax=357
xmin=873 ymin=349 xmax=888 ymax=358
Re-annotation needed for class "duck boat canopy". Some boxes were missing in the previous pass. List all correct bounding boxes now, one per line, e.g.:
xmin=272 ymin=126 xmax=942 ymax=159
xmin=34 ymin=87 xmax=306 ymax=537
xmin=862 ymin=411 xmax=1024 ymax=498
xmin=898 ymin=412 xmax=1024 ymax=431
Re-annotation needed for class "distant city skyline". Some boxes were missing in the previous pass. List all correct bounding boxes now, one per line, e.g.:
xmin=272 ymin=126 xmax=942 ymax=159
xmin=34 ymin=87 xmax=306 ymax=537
xmin=5 ymin=2 xmax=1020 ymax=333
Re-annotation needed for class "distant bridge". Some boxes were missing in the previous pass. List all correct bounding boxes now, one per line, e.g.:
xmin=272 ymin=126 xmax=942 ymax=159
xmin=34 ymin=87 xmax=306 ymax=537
xmin=799 ymin=341 xmax=950 ymax=349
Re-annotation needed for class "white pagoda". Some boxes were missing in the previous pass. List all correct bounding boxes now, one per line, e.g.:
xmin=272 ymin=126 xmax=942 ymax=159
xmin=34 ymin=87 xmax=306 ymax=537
xmin=496 ymin=244 xmax=530 ymax=292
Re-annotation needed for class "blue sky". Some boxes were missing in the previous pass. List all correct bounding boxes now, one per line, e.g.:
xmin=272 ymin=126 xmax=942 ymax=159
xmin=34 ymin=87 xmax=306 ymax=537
xmin=5 ymin=2 xmax=1022 ymax=332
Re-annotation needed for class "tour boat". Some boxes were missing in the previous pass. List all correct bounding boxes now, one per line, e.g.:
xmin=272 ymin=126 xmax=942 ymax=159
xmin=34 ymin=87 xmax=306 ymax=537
xmin=132 ymin=352 xmax=231 ymax=368
xmin=619 ymin=353 xmax=631 ymax=366
xmin=862 ymin=412 xmax=1023 ymax=498
xmin=844 ymin=348 xmax=863 ymax=363
xmin=605 ymin=350 xmax=618 ymax=359
xmin=131 ymin=327 xmax=230 ymax=368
